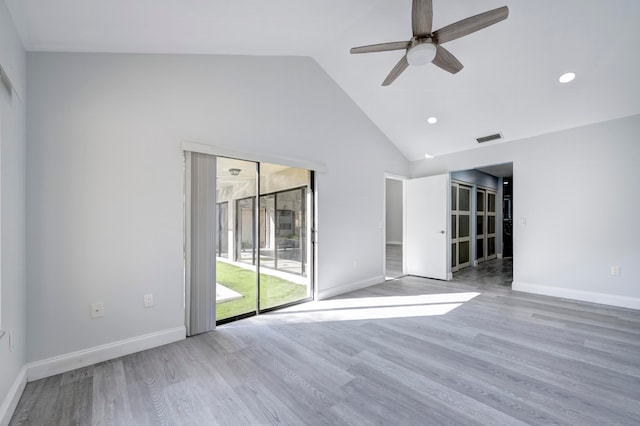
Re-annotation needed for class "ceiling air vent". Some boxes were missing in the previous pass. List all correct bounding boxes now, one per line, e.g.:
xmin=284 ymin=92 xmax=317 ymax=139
xmin=476 ymin=133 xmax=503 ymax=143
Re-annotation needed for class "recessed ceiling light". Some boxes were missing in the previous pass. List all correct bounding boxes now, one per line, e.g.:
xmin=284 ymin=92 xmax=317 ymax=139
xmin=427 ymin=116 xmax=438 ymax=124
xmin=424 ymin=153 xmax=434 ymax=159
xmin=559 ymin=72 xmax=576 ymax=83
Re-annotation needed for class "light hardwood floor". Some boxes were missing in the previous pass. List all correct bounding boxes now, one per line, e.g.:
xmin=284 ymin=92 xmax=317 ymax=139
xmin=385 ymin=244 xmax=403 ymax=278
xmin=452 ymin=257 xmax=514 ymax=287
xmin=11 ymin=269 xmax=640 ymax=425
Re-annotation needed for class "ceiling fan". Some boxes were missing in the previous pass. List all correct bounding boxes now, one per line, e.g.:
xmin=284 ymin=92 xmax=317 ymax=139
xmin=350 ymin=0 xmax=509 ymax=86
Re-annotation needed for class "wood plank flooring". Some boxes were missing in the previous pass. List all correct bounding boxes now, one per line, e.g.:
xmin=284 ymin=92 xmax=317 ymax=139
xmin=11 ymin=266 xmax=640 ymax=425
xmin=452 ymin=257 xmax=514 ymax=287
xmin=385 ymin=244 xmax=403 ymax=278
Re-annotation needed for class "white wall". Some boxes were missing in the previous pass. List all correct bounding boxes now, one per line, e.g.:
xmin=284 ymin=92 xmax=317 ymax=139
xmin=0 ymin=1 xmax=27 ymax=423
xmin=385 ymin=179 xmax=402 ymax=244
xmin=411 ymin=114 xmax=640 ymax=308
xmin=26 ymin=52 xmax=409 ymax=364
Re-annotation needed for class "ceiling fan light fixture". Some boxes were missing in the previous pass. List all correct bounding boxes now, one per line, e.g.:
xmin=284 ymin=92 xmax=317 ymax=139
xmin=406 ymin=42 xmax=437 ymax=66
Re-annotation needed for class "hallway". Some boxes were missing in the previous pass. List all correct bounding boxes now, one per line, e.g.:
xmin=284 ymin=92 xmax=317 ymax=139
xmin=452 ymin=258 xmax=513 ymax=287
xmin=385 ymin=244 xmax=403 ymax=279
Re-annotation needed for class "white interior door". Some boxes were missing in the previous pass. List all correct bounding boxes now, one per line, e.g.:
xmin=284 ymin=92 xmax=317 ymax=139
xmin=405 ymin=174 xmax=448 ymax=280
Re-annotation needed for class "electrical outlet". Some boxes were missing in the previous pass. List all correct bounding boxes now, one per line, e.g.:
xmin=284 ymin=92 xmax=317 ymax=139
xmin=91 ymin=302 xmax=104 ymax=319
xmin=144 ymin=293 xmax=154 ymax=308
xmin=610 ymin=266 xmax=621 ymax=276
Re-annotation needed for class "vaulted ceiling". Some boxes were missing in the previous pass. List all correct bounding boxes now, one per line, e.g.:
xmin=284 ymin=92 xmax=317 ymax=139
xmin=6 ymin=0 xmax=640 ymax=161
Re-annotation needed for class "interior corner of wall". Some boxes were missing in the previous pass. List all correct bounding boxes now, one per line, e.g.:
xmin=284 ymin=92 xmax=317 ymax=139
xmin=0 ymin=365 xmax=27 ymax=426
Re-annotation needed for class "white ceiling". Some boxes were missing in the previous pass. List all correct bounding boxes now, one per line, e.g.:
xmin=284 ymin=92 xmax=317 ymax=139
xmin=6 ymin=0 xmax=640 ymax=161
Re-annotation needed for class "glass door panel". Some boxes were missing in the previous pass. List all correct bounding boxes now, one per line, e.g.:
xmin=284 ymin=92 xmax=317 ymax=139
xmin=488 ymin=193 xmax=496 ymax=213
xmin=459 ymin=214 xmax=470 ymax=238
xmin=259 ymin=163 xmax=312 ymax=311
xmin=236 ymin=197 xmax=255 ymax=264
xmin=488 ymin=237 xmax=496 ymax=257
xmin=259 ymin=194 xmax=276 ymax=269
xmin=451 ymin=215 xmax=457 ymax=239
xmin=215 ymin=157 xmax=258 ymax=323
xmin=216 ymin=202 xmax=229 ymax=258
xmin=459 ymin=187 xmax=470 ymax=212
xmin=459 ymin=241 xmax=470 ymax=265
xmin=476 ymin=191 xmax=485 ymax=212
xmin=451 ymin=243 xmax=457 ymax=269
xmin=476 ymin=239 xmax=484 ymax=259
xmin=451 ymin=186 xmax=457 ymax=210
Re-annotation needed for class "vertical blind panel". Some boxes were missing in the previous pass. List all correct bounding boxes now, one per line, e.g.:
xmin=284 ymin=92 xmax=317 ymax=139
xmin=188 ymin=152 xmax=217 ymax=335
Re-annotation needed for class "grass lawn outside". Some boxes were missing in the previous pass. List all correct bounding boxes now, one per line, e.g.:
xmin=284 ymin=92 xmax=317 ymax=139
xmin=216 ymin=261 xmax=308 ymax=320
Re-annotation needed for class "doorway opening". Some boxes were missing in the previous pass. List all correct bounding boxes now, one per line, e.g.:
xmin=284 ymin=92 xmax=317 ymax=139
xmin=385 ymin=177 xmax=404 ymax=279
xmin=450 ymin=163 xmax=513 ymax=287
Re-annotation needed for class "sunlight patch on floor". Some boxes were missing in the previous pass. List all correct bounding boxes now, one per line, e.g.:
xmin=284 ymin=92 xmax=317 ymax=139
xmin=268 ymin=292 xmax=481 ymax=323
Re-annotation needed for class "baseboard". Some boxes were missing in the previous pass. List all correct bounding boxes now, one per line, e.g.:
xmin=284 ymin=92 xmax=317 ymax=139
xmin=317 ymin=275 xmax=385 ymax=300
xmin=0 ymin=365 xmax=26 ymax=426
xmin=512 ymin=282 xmax=640 ymax=310
xmin=27 ymin=326 xmax=186 ymax=381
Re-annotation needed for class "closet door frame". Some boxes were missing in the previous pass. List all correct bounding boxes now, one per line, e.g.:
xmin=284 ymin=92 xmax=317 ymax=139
xmin=486 ymin=190 xmax=498 ymax=261
xmin=476 ymin=188 xmax=486 ymax=265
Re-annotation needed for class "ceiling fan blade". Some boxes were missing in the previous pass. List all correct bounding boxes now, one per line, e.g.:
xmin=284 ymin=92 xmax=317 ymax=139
xmin=382 ymin=55 xmax=409 ymax=86
xmin=432 ymin=45 xmax=463 ymax=74
xmin=412 ymin=0 xmax=433 ymax=37
xmin=433 ymin=6 xmax=509 ymax=44
xmin=350 ymin=41 xmax=410 ymax=54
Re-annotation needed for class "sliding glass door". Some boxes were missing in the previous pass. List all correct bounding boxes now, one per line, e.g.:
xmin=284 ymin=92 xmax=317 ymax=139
xmin=215 ymin=157 xmax=313 ymax=324
xmin=259 ymin=162 xmax=311 ymax=310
